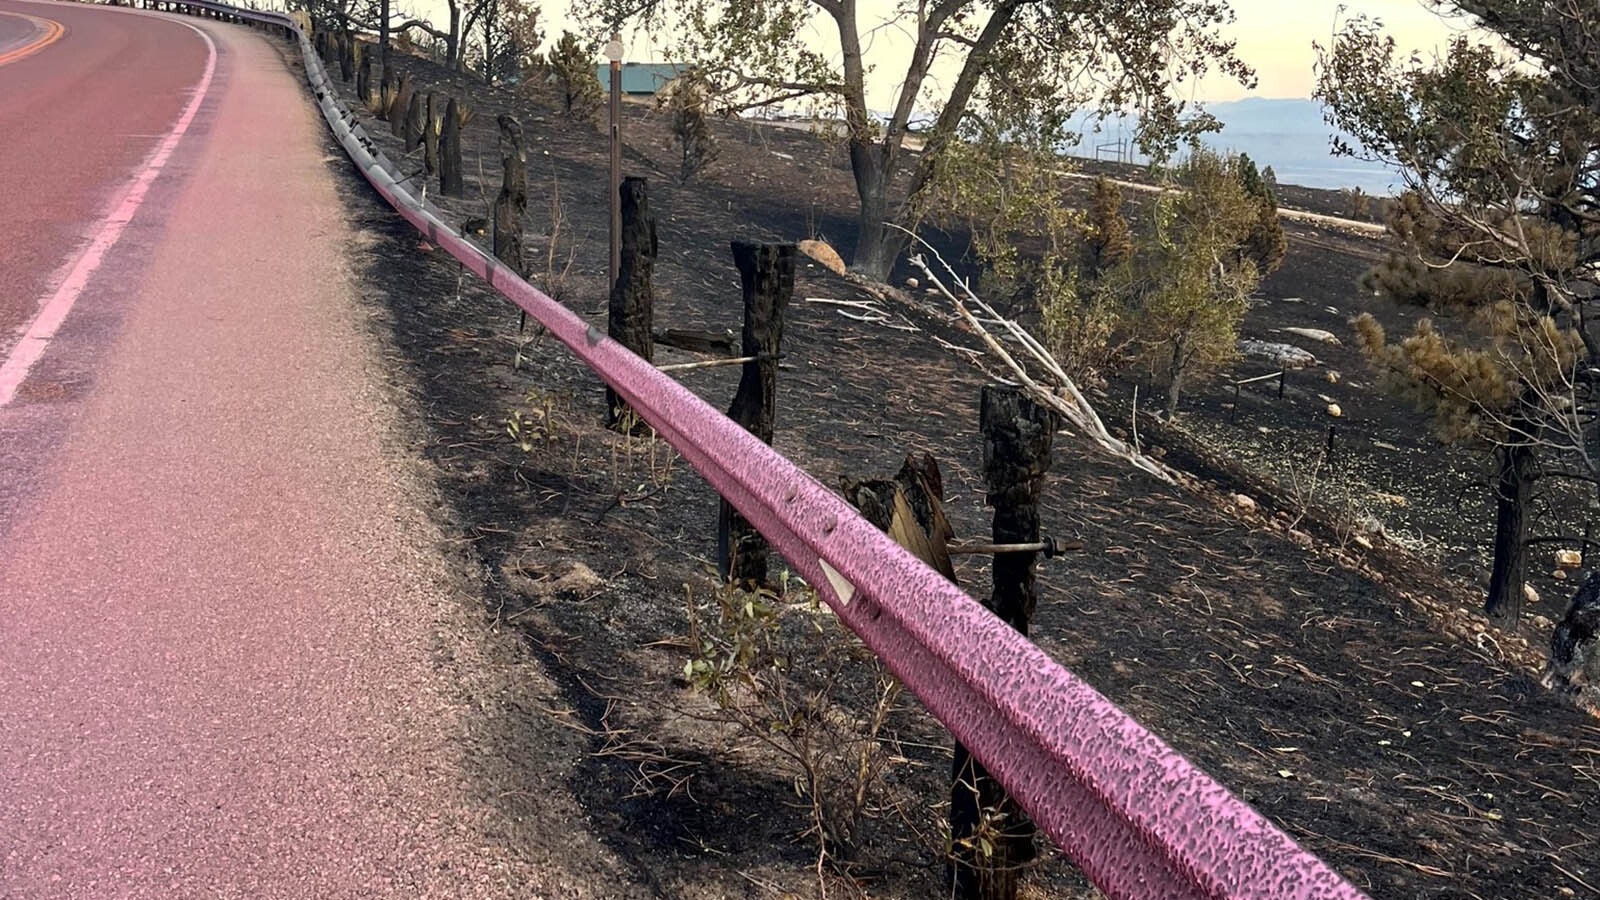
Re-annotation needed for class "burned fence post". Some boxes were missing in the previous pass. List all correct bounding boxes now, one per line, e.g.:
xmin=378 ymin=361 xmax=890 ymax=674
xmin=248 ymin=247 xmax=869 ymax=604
xmin=440 ymin=97 xmax=464 ymax=198
xmin=717 ymin=241 xmax=794 ymax=587
xmin=389 ymin=75 xmax=411 ymax=138
xmin=605 ymin=177 xmax=657 ymax=428
xmin=423 ymin=92 xmax=439 ymax=176
xmin=338 ymin=30 xmax=353 ymax=83
xmin=355 ymin=42 xmax=371 ymax=108
xmin=492 ymin=115 xmax=527 ymax=277
xmin=405 ymin=90 xmax=426 ymax=152
xmin=948 ymin=384 xmax=1056 ymax=900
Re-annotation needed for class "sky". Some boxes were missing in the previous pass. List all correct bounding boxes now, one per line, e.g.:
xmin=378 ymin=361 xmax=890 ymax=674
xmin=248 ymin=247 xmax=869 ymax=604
xmin=383 ymin=0 xmax=1471 ymax=107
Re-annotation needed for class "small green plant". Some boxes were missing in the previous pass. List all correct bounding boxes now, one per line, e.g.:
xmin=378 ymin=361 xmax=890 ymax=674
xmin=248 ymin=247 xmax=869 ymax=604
xmin=682 ymin=578 xmax=910 ymax=881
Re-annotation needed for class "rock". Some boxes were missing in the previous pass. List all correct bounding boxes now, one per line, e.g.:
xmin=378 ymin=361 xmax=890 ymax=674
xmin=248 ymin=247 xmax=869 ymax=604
xmin=1556 ymin=549 xmax=1583 ymax=569
xmin=1327 ymin=403 xmax=1343 ymax=418
xmin=1524 ymin=583 xmax=1541 ymax=606
xmin=797 ymin=239 xmax=847 ymax=276
xmin=905 ymin=277 xmax=920 ymax=289
xmin=1280 ymin=326 xmax=1342 ymax=346
xmin=1554 ymin=569 xmax=1569 ymax=580
xmin=1532 ymin=615 xmax=1554 ymax=630
xmin=1326 ymin=370 xmax=1341 ymax=384
xmin=1233 ymin=493 xmax=1258 ymax=513
xmin=1238 ymin=339 xmax=1318 ymax=369
xmin=1352 ymin=534 xmax=1374 ymax=550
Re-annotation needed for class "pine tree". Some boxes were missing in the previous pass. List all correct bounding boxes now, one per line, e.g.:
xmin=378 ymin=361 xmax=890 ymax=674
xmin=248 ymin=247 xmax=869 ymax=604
xmin=1319 ymin=5 xmax=1600 ymax=622
xmin=1084 ymin=176 xmax=1133 ymax=278
xmin=1232 ymin=153 xmax=1286 ymax=276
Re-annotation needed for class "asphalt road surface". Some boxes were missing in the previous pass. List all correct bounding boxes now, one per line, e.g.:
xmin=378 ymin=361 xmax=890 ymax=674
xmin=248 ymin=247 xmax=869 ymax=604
xmin=0 ymin=3 xmax=546 ymax=895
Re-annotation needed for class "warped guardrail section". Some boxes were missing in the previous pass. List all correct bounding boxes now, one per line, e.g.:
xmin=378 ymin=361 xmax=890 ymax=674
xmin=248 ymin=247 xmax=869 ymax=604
xmin=170 ymin=4 xmax=1370 ymax=896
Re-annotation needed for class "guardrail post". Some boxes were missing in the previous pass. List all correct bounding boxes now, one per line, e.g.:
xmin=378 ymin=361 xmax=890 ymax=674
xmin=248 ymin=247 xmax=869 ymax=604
xmin=605 ymin=177 xmax=657 ymax=429
xmin=440 ymin=97 xmax=464 ymax=198
xmin=717 ymin=241 xmax=793 ymax=587
xmin=492 ymin=115 xmax=527 ymax=276
xmin=405 ymin=90 xmax=426 ymax=152
xmin=423 ymin=92 xmax=439 ymax=176
xmin=948 ymin=384 xmax=1056 ymax=899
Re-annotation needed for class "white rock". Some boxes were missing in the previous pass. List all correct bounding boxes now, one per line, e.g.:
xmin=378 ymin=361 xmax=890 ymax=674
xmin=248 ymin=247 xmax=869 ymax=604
xmin=1327 ymin=403 xmax=1343 ymax=418
xmin=1555 ymin=549 xmax=1583 ymax=569
xmin=1233 ymin=493 xmax=1258 ymax=513
xmin=905 ymin=277 xmax=920 ymax=289
xmin=1326 ymin=371 xmax=1341 ymax=384
xmin=1524 ymin=583 xmax=1540 ymax=606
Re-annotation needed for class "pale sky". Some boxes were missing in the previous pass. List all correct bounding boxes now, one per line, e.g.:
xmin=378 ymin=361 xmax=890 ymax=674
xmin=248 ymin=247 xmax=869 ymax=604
xmin=387 ymin=0 xmax=1469 ymax=106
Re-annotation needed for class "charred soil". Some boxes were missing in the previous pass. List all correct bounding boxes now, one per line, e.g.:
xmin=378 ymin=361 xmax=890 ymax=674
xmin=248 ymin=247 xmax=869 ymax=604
xmin=280 ymin=34 xmax=1600 ymax=900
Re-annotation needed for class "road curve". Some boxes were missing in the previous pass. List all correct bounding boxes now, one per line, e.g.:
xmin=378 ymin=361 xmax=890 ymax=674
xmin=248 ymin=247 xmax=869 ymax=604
xmin=0 ymin=0 xmax=208 ymax=359
xmin=0 ymin=6 xmax=553 ymax=897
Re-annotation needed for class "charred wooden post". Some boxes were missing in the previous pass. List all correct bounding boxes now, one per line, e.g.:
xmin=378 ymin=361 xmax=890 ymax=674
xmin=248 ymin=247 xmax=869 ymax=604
xmin=338 ymin=31 xmax=354 ymax=83
xmin=355 ymin=42 xmax=371 ymax=108
xmin=606 ymin=177 xmax=657 ymax=428
xmin=405 ymin=90 xmax=426 ymax=152
xmin=423 ymin=92 xmax=439 ymax=176
xmin=948 ymin=385 xmax=1056 ymax=900
xmin=492 ymin=115 xmax=528 ymax=277
xmin=440 ymin=97 xmax=464 ymax=198
xmin=389 ymin=74 xmax=411 ymax=137
xmin=717 ymin=241 xmax=794 ymax=586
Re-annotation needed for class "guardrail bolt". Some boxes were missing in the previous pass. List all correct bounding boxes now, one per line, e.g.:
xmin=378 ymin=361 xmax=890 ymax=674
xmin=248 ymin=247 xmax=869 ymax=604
xmin=717 ymin=240 xmax=794 ymax=587
xmin=606 ymin=177 xmax=655 ymax=430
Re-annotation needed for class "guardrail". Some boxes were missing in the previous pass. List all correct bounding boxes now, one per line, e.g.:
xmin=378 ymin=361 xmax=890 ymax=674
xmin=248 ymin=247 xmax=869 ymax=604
xmin=155 ymin=4 xmax=1370 ymax=895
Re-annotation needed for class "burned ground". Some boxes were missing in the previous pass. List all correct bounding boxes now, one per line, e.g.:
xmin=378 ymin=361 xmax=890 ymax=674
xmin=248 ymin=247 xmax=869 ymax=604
xmin=278 ymin=35 xmax=1600 ymax=899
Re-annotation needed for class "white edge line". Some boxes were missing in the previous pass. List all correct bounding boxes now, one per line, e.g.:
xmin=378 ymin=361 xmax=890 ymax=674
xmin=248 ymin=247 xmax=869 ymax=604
xmin=0 ymin=15 xmax=218 ymax=408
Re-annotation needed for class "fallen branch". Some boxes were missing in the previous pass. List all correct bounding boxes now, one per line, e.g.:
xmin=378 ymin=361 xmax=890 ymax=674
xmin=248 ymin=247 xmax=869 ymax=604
xmin=902 ymin=241 xmax=1175 ymax=484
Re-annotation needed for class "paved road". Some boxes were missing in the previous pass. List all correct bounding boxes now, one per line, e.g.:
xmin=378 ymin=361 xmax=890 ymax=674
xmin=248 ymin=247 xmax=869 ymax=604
xmin=0 ymin=4 xmax=540 ymax=896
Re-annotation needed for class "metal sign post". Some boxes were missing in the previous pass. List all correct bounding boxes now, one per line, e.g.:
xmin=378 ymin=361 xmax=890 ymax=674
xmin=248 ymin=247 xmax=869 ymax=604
xmin=605 ymin=33 xmax=623 ymax=289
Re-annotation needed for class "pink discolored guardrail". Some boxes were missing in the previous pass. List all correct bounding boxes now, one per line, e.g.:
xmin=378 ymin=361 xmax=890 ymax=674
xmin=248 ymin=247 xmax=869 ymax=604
xmin=168 ymin=4 xmax=1370 ymax=896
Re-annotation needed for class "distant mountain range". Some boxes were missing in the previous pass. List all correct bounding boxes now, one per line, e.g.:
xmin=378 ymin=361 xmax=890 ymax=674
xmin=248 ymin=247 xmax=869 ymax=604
xmin=1066 ymin=97 xmax=1402 ymax=196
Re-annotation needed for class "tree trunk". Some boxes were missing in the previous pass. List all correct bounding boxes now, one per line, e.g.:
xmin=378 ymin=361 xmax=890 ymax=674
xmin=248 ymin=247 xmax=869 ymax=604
xmin=1165 ymin=337 xmax=1187 ymax=419
xmin=447 ymin=0 xmax=460 ymax=69
xmin=1486 ymin=437 xmax=1533 ymax=622
xmin=378 ymin=0 xmax=391 ymax=88
xmin=849 ymin=139 xmax=904 ymax=281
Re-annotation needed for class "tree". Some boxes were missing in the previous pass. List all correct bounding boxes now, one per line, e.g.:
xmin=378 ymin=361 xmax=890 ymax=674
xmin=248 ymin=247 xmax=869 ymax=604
xmin=1232 ymin=153 xmax=1285 ymax=275
xmin=584 ymin=0 xmax=1253 ymax=280
xmin=1085 ymin=176 xmax=1133 ymax=278
xmin=1133 ymin=148 xmax=1262 ymax=417
xmin=463 ymin=0 xmax=542 ymax=83
xmin=1316 ymin=1 xmax=1600 ymax=623
xmin=659 ymin=70 xmax=721 ymax=183
xmin=545 ymin=31 xmax=602 ymax=120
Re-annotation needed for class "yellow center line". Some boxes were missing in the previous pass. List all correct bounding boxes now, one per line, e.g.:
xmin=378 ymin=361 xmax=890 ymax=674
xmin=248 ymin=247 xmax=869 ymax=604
xmin=0 ymin=11 xmax=66 ymax=67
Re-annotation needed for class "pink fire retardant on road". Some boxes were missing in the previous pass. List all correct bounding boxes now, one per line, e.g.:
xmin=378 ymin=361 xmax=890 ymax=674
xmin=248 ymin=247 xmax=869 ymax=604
xmin=1 ymin=11 xmax=542 ymax=898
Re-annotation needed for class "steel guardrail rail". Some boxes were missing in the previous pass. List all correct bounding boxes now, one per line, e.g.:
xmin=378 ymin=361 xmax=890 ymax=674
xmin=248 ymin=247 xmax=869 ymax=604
xmin=162 ymin=4 xmax=1371 ymax=895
